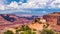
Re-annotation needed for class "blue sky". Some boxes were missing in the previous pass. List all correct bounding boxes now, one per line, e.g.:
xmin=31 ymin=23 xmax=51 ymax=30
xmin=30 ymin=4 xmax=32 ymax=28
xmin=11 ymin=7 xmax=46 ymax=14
xmin=0 ymin=0 xmax=60 ymax=16
xmin=4 ymin=0 xmax=27 ymax=4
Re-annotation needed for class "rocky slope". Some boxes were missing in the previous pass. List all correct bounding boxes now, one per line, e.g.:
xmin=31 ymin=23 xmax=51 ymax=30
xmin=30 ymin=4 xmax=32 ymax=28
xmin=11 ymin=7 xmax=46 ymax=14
xmin=0 ymin=14 xmax=33 ymax=29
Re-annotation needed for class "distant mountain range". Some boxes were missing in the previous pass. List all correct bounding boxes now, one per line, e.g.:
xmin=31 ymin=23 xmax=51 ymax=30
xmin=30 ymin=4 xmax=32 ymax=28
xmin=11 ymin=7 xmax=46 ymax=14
xmin=17 ymin=15 xmax=39 ymax=20
xmin=0 ymin=14 xmax=39 ymax=24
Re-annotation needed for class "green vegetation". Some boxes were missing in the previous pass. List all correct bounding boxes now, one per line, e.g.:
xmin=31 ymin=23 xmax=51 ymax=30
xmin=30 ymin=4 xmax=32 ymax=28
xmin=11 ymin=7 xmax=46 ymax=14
xmin=4 ymin=24 xmax=56 ymax=34
xmin=41 ymin=23 xmax=56 ymax=34
xmin=20 ymin=25 xmax=31 ymax=31
xmin=4 ymin=30 xmax=14 ymax=34
xmin=20 ymin=30 xmax=36 ymax=34
xmin=32 ymin=32 xmax=36 ymax=34
xmin=20 ymin=31 xmax=29 ymax=34
xmin=40 ymin=29 xmax=55 ymax=34
xmin=19 ymin=25 xmax=37 ymax=34
xmin=20 ymin=30 xmax=32 ymax=34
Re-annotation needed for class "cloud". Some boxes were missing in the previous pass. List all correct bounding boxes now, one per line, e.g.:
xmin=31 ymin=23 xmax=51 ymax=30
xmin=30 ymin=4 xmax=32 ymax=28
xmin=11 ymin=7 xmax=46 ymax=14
xmin=8 ymin=1 xmax=19 ymax=8
xmin=7 ymin=0 xmax=60 ymax=9
xmin=19 ymin=2 xmax=39 ymax=8
xmin=0 ymin=1 xmax=19 ymax=10
xmin=26 ymin=0 xmax=60 ymax=8
xmin=0 ymin=0 xmax=60 ymax=14
xmin=0 ymin=4 xmax=5 ymax=10
xmin=27 ymin=0 xmax=48 ymax=3
xmin=0 ymin=0 xmax=49 ymax=10
xmin=48 ymin=0 xmax=60 ymax=8
xmin=19 ymin=0 xmax=48 ymax=8
xmin=0 ymin=0 xmax=60 ymax=10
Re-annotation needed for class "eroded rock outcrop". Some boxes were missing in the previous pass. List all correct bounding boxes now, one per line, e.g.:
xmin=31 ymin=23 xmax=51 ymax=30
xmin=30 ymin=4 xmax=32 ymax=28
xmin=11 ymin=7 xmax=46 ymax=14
xmin=43 ymin=12 xmax=60 ymax=33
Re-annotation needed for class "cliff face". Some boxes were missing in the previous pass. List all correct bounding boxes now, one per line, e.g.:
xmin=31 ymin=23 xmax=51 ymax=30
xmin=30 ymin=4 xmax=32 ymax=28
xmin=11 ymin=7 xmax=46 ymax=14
xmin=43 ymin=12 xmax=60 ymax=33
xmin=43 ymin=12 xmax=60 ymax=25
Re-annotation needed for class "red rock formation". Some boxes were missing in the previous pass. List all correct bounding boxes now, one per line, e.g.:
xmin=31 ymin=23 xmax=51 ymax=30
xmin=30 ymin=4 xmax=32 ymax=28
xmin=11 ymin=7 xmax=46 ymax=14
xmin=43 ymin=12 xmax=60 ymax=33
xmin=0 ymin=14 xmax=32 ymax=30
xmin=43 ymin=12 xmax=60 ymax=25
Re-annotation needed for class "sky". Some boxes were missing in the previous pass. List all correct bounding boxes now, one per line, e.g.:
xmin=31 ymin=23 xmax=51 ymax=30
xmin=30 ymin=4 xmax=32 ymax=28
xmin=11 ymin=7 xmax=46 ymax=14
xmin=0 ymin=0 xmax=60 ymax=16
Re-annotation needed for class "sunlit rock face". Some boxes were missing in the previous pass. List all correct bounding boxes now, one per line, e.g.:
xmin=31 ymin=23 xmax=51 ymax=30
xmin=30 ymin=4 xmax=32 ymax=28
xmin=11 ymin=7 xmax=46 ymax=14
xmin=34 ymin=17 xmax=46 ymax=24
xmin=40 ymin=17 xmax=46 ymax=23
xmin=43 ymin=12 xmax=60 ymax=25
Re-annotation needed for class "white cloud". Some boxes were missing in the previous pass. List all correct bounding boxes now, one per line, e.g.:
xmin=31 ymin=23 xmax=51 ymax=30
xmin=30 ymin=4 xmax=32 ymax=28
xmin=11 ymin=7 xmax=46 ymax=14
xmin=19 ymin=0 xmax=48 ymax=8
xmin=19 ymin=2 xmax=39 ymax=8
xmin=48 ymin=0 xmax=60 ymax=8
xmin=18 ymin=2 xmax=23 ymax=4
xmin=0 ymin=4 xmax=5 ymax=10
xmin=8 ymin=1 xmax=19 ymax=8
xmin=54 ymin=0 xmax=60 ymax=3
xmin=0 ymin=1 xmax=19 ymax=10
xmin=27 ymin=0 xmax=60 ymax=8
xmin=0 ymin=0 xmax=60 ymax=10
xmin=27 ymin=0 xmax=48 ymax=3
xmin=0 ymin=0 xmax=60 ymax=14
